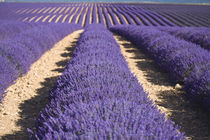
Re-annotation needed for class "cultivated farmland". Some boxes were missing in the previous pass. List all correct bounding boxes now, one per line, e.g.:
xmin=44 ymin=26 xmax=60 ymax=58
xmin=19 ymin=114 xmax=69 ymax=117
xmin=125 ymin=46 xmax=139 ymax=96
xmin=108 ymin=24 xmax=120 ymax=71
xmin=0 ymin=2 xmax=209 ymax=140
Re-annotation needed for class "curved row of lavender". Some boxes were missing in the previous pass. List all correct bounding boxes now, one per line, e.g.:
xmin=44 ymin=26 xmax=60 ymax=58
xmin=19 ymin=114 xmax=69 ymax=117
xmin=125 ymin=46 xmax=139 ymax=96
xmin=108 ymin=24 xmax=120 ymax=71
xmin=158 ymin=26 xmax=210 ymax=50
xmin=80 ymin=5 xmax=175 ymax=27
xmin=0 ymin=23 xmax=81 ymax=102
xmin=139 ymin=4 xmax=210 ymax=27
xmin=117 ymin=5 xmax=177 ymax=27
xmin=30 ymin=24 xmax=185 ymax=139
xmin=110 ymin=25 xmax=210 ymax=112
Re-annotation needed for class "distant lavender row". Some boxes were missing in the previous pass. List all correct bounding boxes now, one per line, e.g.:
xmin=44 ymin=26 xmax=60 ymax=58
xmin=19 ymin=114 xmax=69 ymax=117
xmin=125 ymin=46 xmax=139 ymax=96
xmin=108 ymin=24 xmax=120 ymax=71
xmin=158 ymin=26 xmax=210 ymax=50
xmin=122 ymin=6 xmax=177 ymax=26
xmin=0 ymin=20 xmax=40 ymax=41
xmin=138 ymin=4 xmax=210 ymax=27
xmin=110 ymin=25 xmax=210 ymax=111
xmin=31 ymin=24 xmax=184 ymax=139
xmin=0 ymin=23 xmax=81 ymax=102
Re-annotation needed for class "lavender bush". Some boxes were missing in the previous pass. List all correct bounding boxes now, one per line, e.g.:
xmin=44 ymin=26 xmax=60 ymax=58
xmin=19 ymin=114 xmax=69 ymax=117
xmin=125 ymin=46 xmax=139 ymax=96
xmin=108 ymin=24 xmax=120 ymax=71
xmin=92 ymin=5 xmax=97 ymax=24
xmin=0 ymin=20 xmax=39 ymax=41
xmin=30 ymin=24 xmax=185 ymax=139
xmin=84 ymin=6 xmax=91 ymax=26
xmin=110 ymin=25 xmax=210 ymax=111
xmin=102 ymin=7 xmax=112 ymax=27
xmin=0 ymin=55 xmax=19 ymax=100
xmin=158 ymin=26 xmax=210 ymax=50
xmin=97 ymin=5 xmax=105 ymax=25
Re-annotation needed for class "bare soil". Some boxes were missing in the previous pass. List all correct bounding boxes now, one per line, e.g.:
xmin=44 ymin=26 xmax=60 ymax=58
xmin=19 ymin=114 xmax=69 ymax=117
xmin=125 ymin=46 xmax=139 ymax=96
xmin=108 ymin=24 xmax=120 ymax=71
xmin=0 ymin=30 xmax=83 ymax=140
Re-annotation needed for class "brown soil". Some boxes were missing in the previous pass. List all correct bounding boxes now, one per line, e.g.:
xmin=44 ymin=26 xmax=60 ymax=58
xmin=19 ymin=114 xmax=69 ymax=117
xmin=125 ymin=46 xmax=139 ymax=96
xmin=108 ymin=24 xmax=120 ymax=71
xmin=114 ymin=34 xmax=210 ymax=140
xmin=0 ymin=30 xmax=83 ymax=140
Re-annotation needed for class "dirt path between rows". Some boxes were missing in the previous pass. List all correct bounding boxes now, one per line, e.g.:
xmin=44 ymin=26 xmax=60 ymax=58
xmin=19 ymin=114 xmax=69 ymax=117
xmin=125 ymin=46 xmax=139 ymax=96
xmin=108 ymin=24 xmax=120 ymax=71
xmin=114 ymin=34 xmax=210 ymax=140
xmin=0 ymin=30 xmax=83 ymax=140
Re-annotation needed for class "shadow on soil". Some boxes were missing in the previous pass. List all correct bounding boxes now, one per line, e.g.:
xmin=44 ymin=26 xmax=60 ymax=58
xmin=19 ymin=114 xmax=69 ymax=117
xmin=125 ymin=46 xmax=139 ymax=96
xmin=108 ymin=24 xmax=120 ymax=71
xmin=158 ymin=90 xmax=210 ymax=140
xmin=116 ymin=35 xmax=210 ymax=140
xmin=1 ymin=39 xmax=78 ymax=140
xmin=118 ymin=36 xmax=174 ymax=87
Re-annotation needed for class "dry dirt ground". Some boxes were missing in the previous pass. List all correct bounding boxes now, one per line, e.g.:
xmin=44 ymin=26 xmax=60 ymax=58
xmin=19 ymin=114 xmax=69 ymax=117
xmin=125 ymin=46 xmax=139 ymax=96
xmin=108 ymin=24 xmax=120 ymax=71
xmin=0 ymin=30 xmax=83 ymax=140
xmin=0 ymin=29 xmax=209 ymax=140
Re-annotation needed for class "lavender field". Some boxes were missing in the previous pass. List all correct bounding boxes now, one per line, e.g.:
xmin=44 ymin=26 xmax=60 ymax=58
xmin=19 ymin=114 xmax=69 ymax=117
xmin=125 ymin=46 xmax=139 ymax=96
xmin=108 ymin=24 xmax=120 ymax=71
xmin=1 ymin=3 xmax=210 ymax=27
xmin=0 ymin=2 xmax=210 ymax=140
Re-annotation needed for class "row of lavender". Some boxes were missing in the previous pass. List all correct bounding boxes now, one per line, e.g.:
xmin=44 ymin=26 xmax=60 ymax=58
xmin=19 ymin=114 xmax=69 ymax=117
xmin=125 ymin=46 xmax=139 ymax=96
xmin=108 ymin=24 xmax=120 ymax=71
xmin=17 ymin=4 xmax=167 ymax=27
xmin=110 ymin=25 xmax=210 ymax=112
xmin=112 ymin=5 xmax=177 ymax=27
xmin=139 ymin=4 xmax=210 ymax=27
xmin=18 ymin=4 xmax=180 ymax=27
xmin=30 ymin=24 xmax=185 ymax=139
xmin=77 ymin=4 xmax=176 ymax=27
xmin=0 ymin=21 xmax=81 ymax=102
xmin=3 ymin=2 xmax=209 ymax=28
xmin=158 ymin=26 xmax=210 ymax=50
xmin=0 ymin=20 xmax=39 ymax=41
